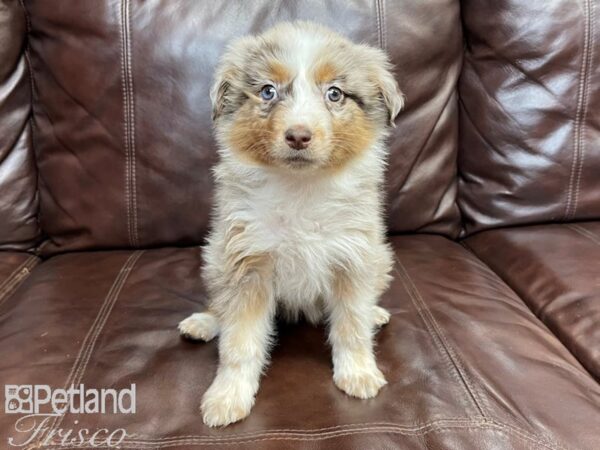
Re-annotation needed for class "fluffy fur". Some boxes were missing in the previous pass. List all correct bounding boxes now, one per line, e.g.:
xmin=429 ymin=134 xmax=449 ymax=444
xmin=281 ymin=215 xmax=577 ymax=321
xmin=178 ymin=21 xmax=403 ymax=427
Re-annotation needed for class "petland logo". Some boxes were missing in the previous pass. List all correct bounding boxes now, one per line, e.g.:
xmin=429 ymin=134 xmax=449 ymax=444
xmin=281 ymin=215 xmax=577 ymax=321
xmin=4 ymin=384 xmax=136 ymax=448
xmin=5 ymin=384 xmax=136 ymax=414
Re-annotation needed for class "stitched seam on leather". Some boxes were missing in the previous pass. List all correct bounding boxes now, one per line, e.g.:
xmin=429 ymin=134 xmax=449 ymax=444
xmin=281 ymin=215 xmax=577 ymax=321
xmin=565 ymin=0 xmax=593 ymax=220
xmin=42 ymin=251 xmax=144 ymax=441
xmin=18 ymin=0 xmax=34 ymax=124
xmin=127 ymin=419 xmax=478 ymax=441
xmin=0 ymin=258 xmax=30 ymax=297
xmin=123 ymin=427 xmax=556 ymax=448
xmin=18 ymin=0 xmax=44 ymax=247
xmin=394 ymin=258 xmax=488 ymax=418
xmin=0 ymin=255 xmax=38 ymax=306
xmin=572 ymin=0 xmax=596 ymax=218
xmin=126 ymin=0 xmax=139 ymax=247
xmin=48 ymin=419 xmax=564 ymax=449
xmin=568 ymin=223 xmax=600 ymax=246
xmin=125 ymin=0 xmax=139 ymax=247
xmin=24 ymin=49 xmax=43 ymax=248
xmin=381 ymin=0 xmax=387 ymax=50
xmin=120 ymin=0 xmax=139 ymax=247
xmin=394 ymin=264 xmax=462 ymax=394
xmin=50 ymin=419 xmax=563 ymax=449
xmin=69 ymin=252 xmax=144 ymax=393
xmin=120 ymin=0 xmax=132 ymax=247
xmin=20 ymin=5 xmax=34 ymax=121
xmin=17 ymin=0 xmax=31 ymax=31
xmin=375 ymin=0 xmax=383 ymax=49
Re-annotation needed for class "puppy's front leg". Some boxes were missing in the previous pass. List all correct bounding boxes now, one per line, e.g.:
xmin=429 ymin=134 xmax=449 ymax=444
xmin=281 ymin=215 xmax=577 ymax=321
xmin=327 ymin=269 xmax=387 ymax=399
xmin=201 ymin=255 xmax=275 ymax=427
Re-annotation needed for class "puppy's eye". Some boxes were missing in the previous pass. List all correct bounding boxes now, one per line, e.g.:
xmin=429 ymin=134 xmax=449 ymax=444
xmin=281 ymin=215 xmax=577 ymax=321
xmin=326 ymin=87 xmax=343 ymax=102
xmin=260 ymin=85 xmax=277 ymax=101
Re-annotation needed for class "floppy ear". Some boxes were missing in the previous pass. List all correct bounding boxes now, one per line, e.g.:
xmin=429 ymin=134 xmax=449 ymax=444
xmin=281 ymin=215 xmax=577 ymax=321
xmin=376 ymin=66 xmax=404 ymax=127
xmin=210 ymin=36 xmax=257 ymax=122
xmin=210 ymin=70 xmax=230 ymax=122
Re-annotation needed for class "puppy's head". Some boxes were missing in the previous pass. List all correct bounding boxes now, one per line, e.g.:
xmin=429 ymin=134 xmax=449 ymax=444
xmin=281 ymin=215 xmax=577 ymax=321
xmin=211 ymin=21 xmax=404 ymax=171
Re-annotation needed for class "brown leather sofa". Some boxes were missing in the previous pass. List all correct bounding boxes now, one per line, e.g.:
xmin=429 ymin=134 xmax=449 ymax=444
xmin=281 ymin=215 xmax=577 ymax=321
xmin=1 ymin=1 xmax=599 ymax=449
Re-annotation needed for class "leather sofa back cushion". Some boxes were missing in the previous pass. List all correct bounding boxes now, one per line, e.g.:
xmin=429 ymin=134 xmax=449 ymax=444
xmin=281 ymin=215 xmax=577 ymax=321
xmin=24 ymin=0 xmax=462 ymax=254
xmin=0 ymin=1 xmax=40 ymax=250
xmin=458 ymin=0 xmax=600 ymax=235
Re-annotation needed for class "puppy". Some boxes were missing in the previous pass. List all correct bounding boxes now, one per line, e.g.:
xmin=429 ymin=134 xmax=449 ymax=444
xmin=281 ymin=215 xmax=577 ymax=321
xmin=179 ymin=21 xmax=403 ymax=427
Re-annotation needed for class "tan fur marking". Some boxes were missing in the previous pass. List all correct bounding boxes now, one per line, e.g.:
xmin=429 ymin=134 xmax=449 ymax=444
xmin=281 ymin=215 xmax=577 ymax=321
xmin=314 ymin=62 xmax=338 ymax=85
xmin=268 ymin=60 xmax=292 ymax=85
xmin=228 ymin=302 xmax=269 ymax=350
xmin=227 ymin=102 xmax=285 ymax=167
xmin=332 ymin=267 xmax=355 ymax=300
xmin=221 ymin=253 xmax=273 ymax=352
xmin=223 ymin=224 xmax=273 ymax=283
xmin=327 ymin=104 xmax=375 ymax=170
xmin=235 ymin=255 xmax=272 ymax=284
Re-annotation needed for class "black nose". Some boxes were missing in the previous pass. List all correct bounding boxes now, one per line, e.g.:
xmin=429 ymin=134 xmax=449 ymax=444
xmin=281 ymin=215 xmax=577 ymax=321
xmin=285 ymin=126 xmax=312 ymax=150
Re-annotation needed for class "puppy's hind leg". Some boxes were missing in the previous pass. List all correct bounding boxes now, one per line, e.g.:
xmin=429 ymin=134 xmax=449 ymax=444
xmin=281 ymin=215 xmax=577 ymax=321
xmin=372 ymin=243 xmax=393 ymax=330
xmin=373 ymin=305 xmax=390 ymax=328
xmin=179 ymin=311 xmax=220 ymax=342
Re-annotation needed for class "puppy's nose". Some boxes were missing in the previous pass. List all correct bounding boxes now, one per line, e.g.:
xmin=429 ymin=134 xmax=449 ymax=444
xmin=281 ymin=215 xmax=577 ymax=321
xmin=285 ymin=126 xmax=312 ymax=150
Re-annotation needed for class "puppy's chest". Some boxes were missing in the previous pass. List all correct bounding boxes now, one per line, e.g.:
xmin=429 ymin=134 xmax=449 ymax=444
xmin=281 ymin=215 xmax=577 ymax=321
xmin=251 ymin=197 xmax=339 ymax=252
xmin=247 ymin=196 xmax=355 ymax=300
xmin=242 ymin=186 xmax=361 ymax=263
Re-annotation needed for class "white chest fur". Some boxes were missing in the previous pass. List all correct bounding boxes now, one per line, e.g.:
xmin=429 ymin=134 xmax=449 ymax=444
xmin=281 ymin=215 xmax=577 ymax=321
xmin=237 ymin=169 xmax=378 ymax=307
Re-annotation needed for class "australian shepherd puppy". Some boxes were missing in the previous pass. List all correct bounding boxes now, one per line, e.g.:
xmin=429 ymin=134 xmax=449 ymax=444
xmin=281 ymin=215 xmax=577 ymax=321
xmin=179 ymin=21 xmax=403 ymax=427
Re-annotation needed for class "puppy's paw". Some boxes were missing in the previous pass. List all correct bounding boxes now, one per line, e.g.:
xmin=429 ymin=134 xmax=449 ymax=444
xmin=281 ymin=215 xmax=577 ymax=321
xmin=201 ymin=379 xmax=255 ymax=427
xmin=373 ymin=305 xmax=391 ymax=328
xmin=334 ymin=366 xmax=387 ymax=399
xmin=178 ymin=312 xmax=219 ymax=342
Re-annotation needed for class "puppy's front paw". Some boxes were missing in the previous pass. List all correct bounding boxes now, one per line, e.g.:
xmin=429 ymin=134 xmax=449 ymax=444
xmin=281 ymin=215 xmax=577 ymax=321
xmin=334 ymin=366 xmax=387 ymax=399
xmin=201 ymin=378 xmax=255 ymax=427
xmin=178 ymin=312 xmax=219 ymax=342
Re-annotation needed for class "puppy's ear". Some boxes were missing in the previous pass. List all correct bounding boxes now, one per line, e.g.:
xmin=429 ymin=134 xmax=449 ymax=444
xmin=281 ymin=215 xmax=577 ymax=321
xmin=374 ymin=65 xmax=404 ymax=127
xmin=362 ymin=46 xmax=404 ymax=127
xmin=379 ymin=68 xmax=404 ymax=127
xmin=210 ymin=70 xmax=230 ymax=122
xmin=211 ymin=36 xmax=257 ymax=122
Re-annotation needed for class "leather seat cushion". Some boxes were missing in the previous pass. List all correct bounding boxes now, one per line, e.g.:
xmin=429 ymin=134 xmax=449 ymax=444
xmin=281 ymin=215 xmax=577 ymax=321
xmin=465 ymin=222 xmax=600 ymax=380
xmin=1 ymin=237 xmax=599 ymax=449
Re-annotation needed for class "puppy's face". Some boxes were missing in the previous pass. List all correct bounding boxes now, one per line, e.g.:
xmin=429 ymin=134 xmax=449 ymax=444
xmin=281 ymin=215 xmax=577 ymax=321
xmin=211 ymin=22 xmax=404 ymax=171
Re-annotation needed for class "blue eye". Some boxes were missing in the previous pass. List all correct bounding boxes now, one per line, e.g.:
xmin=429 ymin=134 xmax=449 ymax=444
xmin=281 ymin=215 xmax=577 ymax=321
xmin=326 ymin=86 xmax=343 ymax=102
xmin=260 ymin=85 xmax=277 ymax=101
